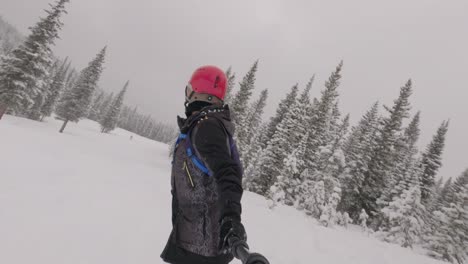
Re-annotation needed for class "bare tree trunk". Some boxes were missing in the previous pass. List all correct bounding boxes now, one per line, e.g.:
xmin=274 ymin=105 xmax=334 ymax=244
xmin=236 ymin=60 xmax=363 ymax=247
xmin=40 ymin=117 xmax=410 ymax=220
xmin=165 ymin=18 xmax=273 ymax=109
xmin=59 ymin=119 xmax=69 ymax=133
xmin=0 ymin=104 xmax=7 ymax=120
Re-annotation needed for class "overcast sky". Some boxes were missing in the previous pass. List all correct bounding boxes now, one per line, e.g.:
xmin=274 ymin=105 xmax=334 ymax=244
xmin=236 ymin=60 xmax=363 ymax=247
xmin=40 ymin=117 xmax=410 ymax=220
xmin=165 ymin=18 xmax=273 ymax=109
xmin=1 ymin=0 xmax=467 ymax=179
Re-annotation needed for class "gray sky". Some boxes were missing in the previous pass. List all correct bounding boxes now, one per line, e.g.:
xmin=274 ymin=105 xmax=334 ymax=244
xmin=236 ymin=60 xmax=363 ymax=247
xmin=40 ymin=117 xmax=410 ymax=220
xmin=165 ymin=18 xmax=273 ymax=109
xmin=1 ymin=0 xmax=467 ymax=179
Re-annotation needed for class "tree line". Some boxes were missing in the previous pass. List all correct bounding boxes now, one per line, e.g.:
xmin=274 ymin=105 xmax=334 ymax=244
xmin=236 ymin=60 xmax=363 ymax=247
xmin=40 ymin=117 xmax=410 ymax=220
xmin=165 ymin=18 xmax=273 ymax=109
xmin=0 ymin=0 xmax=176 ymax=143
xmin=226 ymin=61 xmax=466 ymax=264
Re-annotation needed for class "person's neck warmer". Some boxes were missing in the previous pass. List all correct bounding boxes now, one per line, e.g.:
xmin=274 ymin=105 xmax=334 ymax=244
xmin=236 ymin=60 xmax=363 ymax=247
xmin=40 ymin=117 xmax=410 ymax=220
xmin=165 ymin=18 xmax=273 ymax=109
xmin=185 ymin=101 xmax=213 ymax=117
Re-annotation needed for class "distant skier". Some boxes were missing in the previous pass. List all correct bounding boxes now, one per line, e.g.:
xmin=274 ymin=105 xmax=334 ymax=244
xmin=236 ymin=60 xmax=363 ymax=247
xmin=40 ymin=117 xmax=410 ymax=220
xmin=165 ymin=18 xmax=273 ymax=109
xmin=161 ymin=66 xmax=246 ymax=264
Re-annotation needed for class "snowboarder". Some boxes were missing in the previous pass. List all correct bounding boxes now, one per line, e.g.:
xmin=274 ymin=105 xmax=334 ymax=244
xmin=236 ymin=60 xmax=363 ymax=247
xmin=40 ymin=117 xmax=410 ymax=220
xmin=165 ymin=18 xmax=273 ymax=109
xmin=161 ymin=65 xmax=247 ymax=264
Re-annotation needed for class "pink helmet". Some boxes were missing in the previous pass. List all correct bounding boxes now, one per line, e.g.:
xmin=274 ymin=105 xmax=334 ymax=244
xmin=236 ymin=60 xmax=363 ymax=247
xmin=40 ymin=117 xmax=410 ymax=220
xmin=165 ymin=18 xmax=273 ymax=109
xmin=186 ymin=65 xmax=227 ymax=104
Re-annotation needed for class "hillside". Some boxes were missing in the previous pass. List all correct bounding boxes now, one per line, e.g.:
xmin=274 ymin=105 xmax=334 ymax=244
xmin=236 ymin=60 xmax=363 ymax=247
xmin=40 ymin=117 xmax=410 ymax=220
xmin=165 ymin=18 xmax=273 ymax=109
xmin=0 ymin=115 xmax=445 ymax=264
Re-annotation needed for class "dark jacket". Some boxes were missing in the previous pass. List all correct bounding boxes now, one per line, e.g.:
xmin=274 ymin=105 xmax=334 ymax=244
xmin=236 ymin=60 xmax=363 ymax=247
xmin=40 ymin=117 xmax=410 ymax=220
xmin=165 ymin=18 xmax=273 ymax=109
xmin=161 ymin=105 xmax=243 ymax=264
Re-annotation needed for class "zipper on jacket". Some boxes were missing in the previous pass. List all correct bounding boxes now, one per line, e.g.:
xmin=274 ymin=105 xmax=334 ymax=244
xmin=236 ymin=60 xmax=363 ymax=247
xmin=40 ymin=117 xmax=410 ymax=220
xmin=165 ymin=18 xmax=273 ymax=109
xmin=183 ymin=160 xmax=195 ymax=188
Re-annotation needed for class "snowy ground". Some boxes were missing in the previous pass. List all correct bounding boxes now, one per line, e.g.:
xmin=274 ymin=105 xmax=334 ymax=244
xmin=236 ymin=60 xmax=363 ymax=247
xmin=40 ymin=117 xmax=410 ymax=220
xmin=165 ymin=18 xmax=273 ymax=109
xmin=0 ymin=115 xmax=445 ymax=264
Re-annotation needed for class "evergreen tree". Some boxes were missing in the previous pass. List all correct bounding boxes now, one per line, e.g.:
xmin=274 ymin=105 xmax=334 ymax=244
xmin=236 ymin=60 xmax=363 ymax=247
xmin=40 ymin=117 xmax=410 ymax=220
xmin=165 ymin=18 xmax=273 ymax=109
xmin=359 ymin=209 xmax=370 ymax=232
xmin=250 ymin=80 xmax=312 ymax=196
xmin=305 ymin=62 xmax=343 ymax=172
xmin=391 ymin=158 xmax=424 ymax=204
xmin=26 ymin=60 xmax=59 ymax=120
xmin=56 ymin=47 xmax=106 ymax=133
xmin=304 ymin=113 xmax=349 ymax=217
xmin=361 ymin=80 xmax=413 ymax=220
xmin=242 ymin=122 xmax=269 ymax=189
xmin=40 ymin=58 xmax=70 ymax=120
xmin=98 ymin=92 xmax=114 ymax=122
xmin=379 ymin=111 xmax=422 ymax=206
xmin=0 ymin=0 xmax=69 ymax=119
xmin=316 ymin=112 xmax=350 ymax=176
xmin=435 ymin=177 xmax=453 ymax=209
xmin=420 ymin=120 xmax=449 ymax=204
xmin=269 ymin=132 xmax=309 ymax=206
xmin=297 ymin=64 xmax=344 ymax=216
xmin=338 ymin=212 xmax=352 ymax=228
xmin=237 ymin=89 xmax=268 ymax=157
xmin=117 ymin=105 xmax=130 ymax=128
xmin=88 ymin=89 xmax=105 ymax=121
xmin=230 ymin=60 xmax=258 ymax=124
xmin=381 ymin=185 xmax=427 ymax=248
xmin=287 ymin=76 xmax=315 ymax=146
xmin=320 ymin=185 xmax=342 ymax=227
xmin=263 ymin=84 xmax=299 ymax=145
xmin=426 ymin=169 xmax=468 ymax=264
xmin=434 ymin=177 xmax=445 ymax=197
xmin=100 ymin=81 xmax=128 ymax=133
xmin=124 ymin=106 xmax=138 ymax=131
xmin=442 ymin=170 xmax=468 ymax=209
xmin=224 ymin=66 xmax=236 ymax=104
xmin=304 ymin=180 xmax=326 ymax=217
xmin=339 ymin=102 xmax=380 ymax=219
xmin=63 ymin=68 xmax=78 ymax=92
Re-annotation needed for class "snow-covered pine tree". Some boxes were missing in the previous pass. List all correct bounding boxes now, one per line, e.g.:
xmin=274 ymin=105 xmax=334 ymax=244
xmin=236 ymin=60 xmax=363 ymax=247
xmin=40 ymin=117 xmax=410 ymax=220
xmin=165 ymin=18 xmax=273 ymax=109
xmin=63 ymin=67 xmax=78 ymax=92
xmin=339 ymin=102 xmax=380 ymax=219
xmin=237 ymin=89 xmax=268 ymax=158
xmin=434 ymin=177 xmax=453 ymax=210
xmin=304 ymin=180 xmax=326 ymax=217
xmin=0 ymin=0 xmax=69 ymax=119
xmin=359 ymin=208 xmax=370 ymax=232
xmin=304 ymin=113 xmax=349 ymax=218
xmin=420 ymin=120 xmax=449 ymax=205
xmin=426 ymin=169 xmax=468 ymax=263
xmin=117 ymin=105 xmax=130 ymax=128
xmin=88 ymin=89 xmax=105 ymax=121
xmin=380 ymin=185 xmax=427 ymax=248
xmin=100 ymin=81 xmax=128 ymax=133
xmin=316 ymin=112 xmax=350 ymax=177
xmin=229 ymin=60 xmax=258 ymax=125
xmin=379 ymin=111 xmax=422 ymax=208
xmin=242 ymin=122 xmax=269 ymax=189
xmin=269 ymin=132 xmax=309 ymax=206
xmin=242 ymin=121 xmax=268 ymax=171
xmin=262 ymin=84 xmax=299 ymax=146
xmin=249 ymin=80 xmax=312 ymax=196
xmin=361 ymin=80 xmax=413 ymax=221
xmin=126 ymin=106 xmax=138 ymax=131
xmin=425 ymin=177 xmax=447 ymax=212
xmin=224 ymin=67 xmax=236 ymax=104
xmin=320 ymin=185 xmax=342 ymax=227
xmin=339 ymin=212 xmax=352 ymax=228
xmin=56 ymin=47 xmax=106 ymax=133
xmin=40 ymin=58 xmax=70 ymax=120
xmin=296 ymin=65 xmax=345 ymax=219
xmin=434 ymin=178 xmax=444 ymax=196
xmin=26 ymin=59 xmax=59 ymax=120
xmin=391 ymin=158 xmax=424 ymax=207
xmin=98 ymin=92 xmax=114 ymax=122
xmin=441 ymin=169 xmax=468 ymax=211
xmin=305 ymin=62 xmax=343 ymax=172
xmin=287 ymin=76 xmax=314 ymax=145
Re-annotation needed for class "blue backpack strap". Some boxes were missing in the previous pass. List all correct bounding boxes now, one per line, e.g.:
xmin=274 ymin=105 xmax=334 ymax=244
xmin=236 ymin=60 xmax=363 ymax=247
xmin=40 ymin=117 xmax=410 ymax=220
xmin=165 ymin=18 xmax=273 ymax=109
xmin=171 ymin=133 xmax=187 ymax=164
xmin=185 ymin=128 xmax=213 ymax=176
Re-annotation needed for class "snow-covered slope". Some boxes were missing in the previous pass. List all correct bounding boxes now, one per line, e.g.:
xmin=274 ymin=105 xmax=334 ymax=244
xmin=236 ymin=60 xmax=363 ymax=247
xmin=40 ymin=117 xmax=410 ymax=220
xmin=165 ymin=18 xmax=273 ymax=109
xmin=0 ymin=115 xmax=444 ymax=264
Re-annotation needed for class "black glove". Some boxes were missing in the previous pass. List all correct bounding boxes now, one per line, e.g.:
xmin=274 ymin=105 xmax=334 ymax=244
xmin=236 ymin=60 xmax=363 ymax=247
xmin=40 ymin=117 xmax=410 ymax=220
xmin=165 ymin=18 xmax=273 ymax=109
xmin=219 ymin=216 xmax=247 ymax=253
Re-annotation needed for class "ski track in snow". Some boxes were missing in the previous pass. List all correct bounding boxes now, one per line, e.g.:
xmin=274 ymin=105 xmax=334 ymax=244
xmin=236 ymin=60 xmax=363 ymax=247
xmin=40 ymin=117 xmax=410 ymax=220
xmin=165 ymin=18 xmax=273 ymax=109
xmin=0 ymin=115 xmax=444 ymax=264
